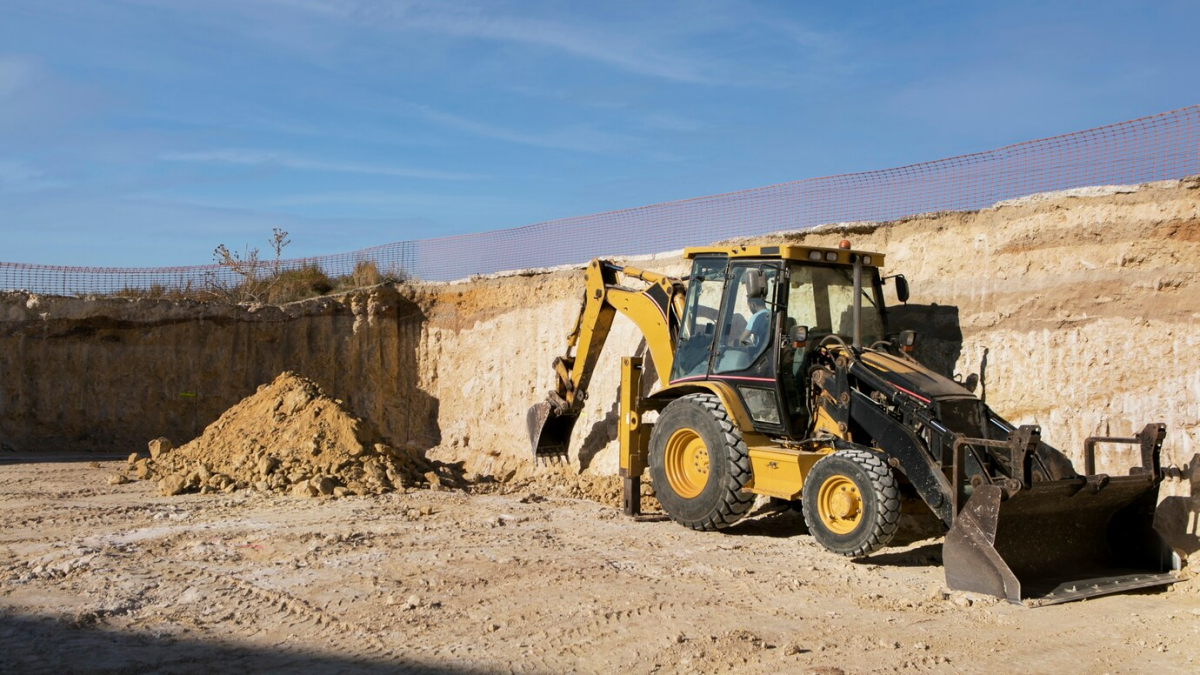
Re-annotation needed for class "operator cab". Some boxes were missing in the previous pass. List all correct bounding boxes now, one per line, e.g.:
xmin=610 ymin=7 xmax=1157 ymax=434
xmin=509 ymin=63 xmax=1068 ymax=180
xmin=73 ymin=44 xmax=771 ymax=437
xmin=670 ymin=244 xmax=900 ymax=440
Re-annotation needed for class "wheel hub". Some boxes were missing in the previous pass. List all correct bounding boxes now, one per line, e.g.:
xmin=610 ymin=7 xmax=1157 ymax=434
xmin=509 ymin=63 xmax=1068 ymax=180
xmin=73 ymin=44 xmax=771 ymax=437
xmin=664 ymin=428 xmax=710 ymax=499
xmin=817 ymin=476 xmax=863 ymax=534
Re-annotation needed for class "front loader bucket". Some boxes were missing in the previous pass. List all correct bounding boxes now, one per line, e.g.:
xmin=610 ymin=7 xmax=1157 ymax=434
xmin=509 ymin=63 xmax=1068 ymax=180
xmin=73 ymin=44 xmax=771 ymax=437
xmin=944 ymin=476 xmax=1180 ymax=606
xmin=527 ymin=402 xmax=578 ymax=462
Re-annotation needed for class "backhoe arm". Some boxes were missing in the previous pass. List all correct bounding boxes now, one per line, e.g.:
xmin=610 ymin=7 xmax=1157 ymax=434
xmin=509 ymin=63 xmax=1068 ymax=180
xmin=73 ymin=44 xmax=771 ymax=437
xmin=528 ymin=259 xmax=684 ymax=460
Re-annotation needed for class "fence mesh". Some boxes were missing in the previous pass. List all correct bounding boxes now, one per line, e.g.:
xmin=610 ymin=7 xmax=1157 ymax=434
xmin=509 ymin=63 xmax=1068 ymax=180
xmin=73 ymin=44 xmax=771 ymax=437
xmin=3 ymin=105 xmax=1199 ymax=294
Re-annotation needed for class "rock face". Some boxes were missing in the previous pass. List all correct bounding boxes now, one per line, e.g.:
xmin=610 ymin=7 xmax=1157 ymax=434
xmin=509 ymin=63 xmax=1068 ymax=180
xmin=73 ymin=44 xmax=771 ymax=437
xmin=0 ymin=286 xmax=437 ymax=461
xmin=0 ymin=179 xmax=1197 ymax=518
xmin=143 ymin=372 xmax=433 ymax=498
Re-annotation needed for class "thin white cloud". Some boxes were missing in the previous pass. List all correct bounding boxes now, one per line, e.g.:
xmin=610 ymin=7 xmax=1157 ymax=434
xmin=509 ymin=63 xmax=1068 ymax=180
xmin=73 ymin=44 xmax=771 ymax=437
xmin=0 ymin=159 xmax=67 ymax=193
xmin=395 ymin=9 xmax=718 ymax=84
xmin=159 ymin=149 xmax=486 ymax=180
xmin=412 ymin=105 xmax=633 ymax=154
xmin=131 ymin=0 xmax=790 ymax=85
xmin=640 ymin=112 xmax=708 ymax=133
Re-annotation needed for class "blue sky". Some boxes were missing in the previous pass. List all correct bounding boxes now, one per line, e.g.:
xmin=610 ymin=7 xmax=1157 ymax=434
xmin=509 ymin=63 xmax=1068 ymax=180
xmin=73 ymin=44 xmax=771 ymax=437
xmin=1 ymin=0 xmax=1197 ymax=267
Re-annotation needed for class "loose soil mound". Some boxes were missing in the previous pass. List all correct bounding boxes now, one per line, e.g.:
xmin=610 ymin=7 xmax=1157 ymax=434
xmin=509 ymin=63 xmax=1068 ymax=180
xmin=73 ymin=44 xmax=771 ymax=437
xmin=138 ymin=372 xmax=442 ymax=497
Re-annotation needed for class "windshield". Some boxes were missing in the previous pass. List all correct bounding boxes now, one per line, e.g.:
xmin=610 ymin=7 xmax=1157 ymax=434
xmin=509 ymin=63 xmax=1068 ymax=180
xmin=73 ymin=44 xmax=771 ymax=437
xmin=786 ymin=263 xmax=884 ymax=345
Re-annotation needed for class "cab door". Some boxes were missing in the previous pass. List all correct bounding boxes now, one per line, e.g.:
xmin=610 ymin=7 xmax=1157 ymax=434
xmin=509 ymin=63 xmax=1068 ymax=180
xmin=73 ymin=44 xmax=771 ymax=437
xmin=710 ymin=261 xmax=789 ymax=435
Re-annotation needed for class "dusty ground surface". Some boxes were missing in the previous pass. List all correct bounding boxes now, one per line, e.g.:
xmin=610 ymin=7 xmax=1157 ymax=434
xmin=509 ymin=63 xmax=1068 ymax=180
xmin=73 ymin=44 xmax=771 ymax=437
xmin=3 ymin=456 xmax=1197 ymax=675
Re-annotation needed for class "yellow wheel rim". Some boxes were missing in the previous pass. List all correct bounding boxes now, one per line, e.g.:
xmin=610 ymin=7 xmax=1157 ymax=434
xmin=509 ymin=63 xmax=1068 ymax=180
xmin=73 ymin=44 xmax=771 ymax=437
xmin=664 ymin=428 xmax=710 ymax=499
xmin=817 ymin=475 xmax=863 ymax=534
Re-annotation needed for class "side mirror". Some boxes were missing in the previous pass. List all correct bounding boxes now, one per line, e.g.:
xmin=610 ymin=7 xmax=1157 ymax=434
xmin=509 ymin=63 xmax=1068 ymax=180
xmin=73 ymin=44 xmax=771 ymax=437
xmin=744 ymin=269 xmax=767 ymax=299
xmin=898 ymin=330 xmax=917 ymax=352
xmin=789 ymin=325 xmax=808 ymax=347
xmin=963 ymin=373 xmax=979 ymax=393
xmin=894 ymin=275 xmax=910 ymax=304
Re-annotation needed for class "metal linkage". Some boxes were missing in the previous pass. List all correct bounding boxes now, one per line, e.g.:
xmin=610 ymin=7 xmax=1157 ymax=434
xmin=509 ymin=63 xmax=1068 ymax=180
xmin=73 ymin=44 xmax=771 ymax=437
xmin=1083 ymin=423 xmax=1167 ymax=478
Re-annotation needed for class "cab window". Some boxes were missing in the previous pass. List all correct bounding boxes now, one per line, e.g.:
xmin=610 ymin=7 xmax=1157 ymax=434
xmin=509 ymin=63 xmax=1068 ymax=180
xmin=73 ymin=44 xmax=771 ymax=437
xmin=714 ymin=265 xmax=777 ymax=374
xmin=670 ymin=256 xmax=727 ymax=381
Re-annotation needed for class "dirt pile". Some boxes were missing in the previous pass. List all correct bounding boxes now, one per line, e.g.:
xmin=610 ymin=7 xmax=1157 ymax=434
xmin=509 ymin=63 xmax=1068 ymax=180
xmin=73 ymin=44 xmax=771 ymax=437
xmin=136 ymin=372 xmax=450 ymax=497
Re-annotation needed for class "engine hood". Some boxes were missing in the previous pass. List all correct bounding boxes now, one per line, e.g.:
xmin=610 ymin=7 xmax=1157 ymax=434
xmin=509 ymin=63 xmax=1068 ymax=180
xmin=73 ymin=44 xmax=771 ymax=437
xmin=855 ymin=350 xmax=976 ymax=402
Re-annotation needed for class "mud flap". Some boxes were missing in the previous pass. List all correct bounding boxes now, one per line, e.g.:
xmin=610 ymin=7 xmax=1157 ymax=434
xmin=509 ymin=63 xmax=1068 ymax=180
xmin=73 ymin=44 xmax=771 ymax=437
xmin=527 ymin=402 xmax=577 ymax=462
xmin=944 ymin=477 xmax=1180 ymax=606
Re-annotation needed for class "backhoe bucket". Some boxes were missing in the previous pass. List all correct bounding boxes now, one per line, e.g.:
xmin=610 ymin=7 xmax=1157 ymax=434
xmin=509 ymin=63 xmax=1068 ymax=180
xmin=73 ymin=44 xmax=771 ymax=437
xmin=527 ymin=402 xmax=578 ymax=462
xmin=944 ymin=476 xmax=1179 ymax=606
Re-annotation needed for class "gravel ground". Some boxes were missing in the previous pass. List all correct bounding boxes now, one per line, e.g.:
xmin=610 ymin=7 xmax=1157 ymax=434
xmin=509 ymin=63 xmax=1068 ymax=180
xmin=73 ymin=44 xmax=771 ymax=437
xmin=1 ymin=456 xmax=1198 ymax=674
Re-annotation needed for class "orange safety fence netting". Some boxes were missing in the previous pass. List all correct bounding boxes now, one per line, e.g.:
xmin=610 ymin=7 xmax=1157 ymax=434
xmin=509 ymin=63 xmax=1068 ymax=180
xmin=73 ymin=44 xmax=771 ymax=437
xmin=2 ymin=105 xmax=1198 ymax=294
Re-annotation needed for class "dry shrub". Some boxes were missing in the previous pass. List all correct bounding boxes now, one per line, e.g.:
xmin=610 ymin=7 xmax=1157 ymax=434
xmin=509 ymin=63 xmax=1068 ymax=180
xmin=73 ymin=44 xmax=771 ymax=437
xmin=111 ymin=283 xmax=202 ymax=302
xmin=349 ymin=260 xmax=383 ymax=287
xmin=109 ymin=230 xmax=415 ymax=305
xmin=265 ymin=263 xmax=335 ymax=304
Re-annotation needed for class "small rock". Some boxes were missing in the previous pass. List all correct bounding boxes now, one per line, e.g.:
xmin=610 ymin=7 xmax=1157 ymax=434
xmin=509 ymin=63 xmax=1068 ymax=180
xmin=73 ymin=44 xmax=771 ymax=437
xmin=485 ymin=622 xmax=500 ymax=633
xmin=134 ymin=458 xmax=153 ymax=479
xmin=519 ymin=493 xmax=545 ymax=504
xmin=333 ymin=487 xmax=352 ymax=498
xmin=292 ymin=482 xmax=318 ymax=497
xmin=88 ymin=461 xmax=101 ymax=468
xmin=783 ymin=644 xmax=801 ymax=656
xmin=312 ymin=475 xmax=336 ymax=496
xmin=158 ymin=474 xmax=188 ymax=496
xmin=258 ymin=456 xmax=281 ymax=477
xmin=419 ymin=506 xmax=433 ymax=516
xmin=107 ymin=473 xmax=130 ymax=486
xmin=405 ymin=595 xmax=421 ymax=610
xmin=147 ymin=437 xmax=173 ymax=460
xmin=127 ymin=452 xmax=140 ymax=467
xmin=424 ymin=471 xmax=442 ymax=488
xmin=913 ymin=642 xmax=928 ymax=651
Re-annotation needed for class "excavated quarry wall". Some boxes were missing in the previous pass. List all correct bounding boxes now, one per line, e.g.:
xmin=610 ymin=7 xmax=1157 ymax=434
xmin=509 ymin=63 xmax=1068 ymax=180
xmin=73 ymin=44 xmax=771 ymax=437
xmin=0 ymin=289 xmax=439 ymax=455
xmin=1 ymin=179 xmax=1198 ymax=550
xmin=423 ymin=180 xmax=1200 ymax=476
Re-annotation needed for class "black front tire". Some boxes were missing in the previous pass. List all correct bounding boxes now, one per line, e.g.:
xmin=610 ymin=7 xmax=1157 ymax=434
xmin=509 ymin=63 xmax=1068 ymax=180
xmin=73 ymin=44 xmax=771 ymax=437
xmin=802 ymin=448 xmax=900 ymax=557
xmin=649 ymin=393 xmax=754 ymax=531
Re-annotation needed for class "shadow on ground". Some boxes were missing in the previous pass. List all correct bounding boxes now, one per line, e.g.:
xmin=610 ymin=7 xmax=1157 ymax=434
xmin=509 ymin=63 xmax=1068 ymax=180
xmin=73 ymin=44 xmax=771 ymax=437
xmin=0 ymin=611 xmax=487 ymax=675
xmin=0 ymin=452 xmax=128 ymax=465
xmin=723 ymin=506 xmax=810 ymax=539
xmin=855 ymin=542 xmax=944 ymax=568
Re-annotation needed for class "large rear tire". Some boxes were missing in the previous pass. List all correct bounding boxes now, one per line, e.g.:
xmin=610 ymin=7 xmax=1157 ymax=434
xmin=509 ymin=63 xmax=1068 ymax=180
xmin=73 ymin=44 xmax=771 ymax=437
xmin=802 ymin=449 xmax=900 ymax=556
xmin=649 ymin=394 xmax=754 ymax=530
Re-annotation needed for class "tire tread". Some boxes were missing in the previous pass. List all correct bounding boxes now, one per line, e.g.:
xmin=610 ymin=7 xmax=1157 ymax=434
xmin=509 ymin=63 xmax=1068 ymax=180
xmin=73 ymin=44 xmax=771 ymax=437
xmin=657 ymin=393 xmax=754 ymax=531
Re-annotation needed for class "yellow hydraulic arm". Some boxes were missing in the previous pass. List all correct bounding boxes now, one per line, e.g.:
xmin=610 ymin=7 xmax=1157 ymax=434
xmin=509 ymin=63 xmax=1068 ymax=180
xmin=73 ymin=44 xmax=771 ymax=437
xmin=527 ymin=259 xmax=686 ymax=473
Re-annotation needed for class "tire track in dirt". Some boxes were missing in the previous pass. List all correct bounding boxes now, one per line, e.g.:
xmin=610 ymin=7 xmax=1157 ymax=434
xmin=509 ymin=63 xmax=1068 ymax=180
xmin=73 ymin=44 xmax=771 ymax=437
xmin=160 ymin=563 xmax=398 ymax=661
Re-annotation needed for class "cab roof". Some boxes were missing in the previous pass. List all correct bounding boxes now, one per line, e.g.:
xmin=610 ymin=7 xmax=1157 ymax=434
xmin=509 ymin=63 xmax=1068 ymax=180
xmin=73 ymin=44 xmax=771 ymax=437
xmin=683 ymin=244 xmax=885 ymax=268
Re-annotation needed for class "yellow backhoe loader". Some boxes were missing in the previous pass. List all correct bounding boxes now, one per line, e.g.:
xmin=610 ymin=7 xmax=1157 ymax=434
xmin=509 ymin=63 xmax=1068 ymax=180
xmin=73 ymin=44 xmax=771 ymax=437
xmin=527 ymin=243 xmax=1181 ymax=605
